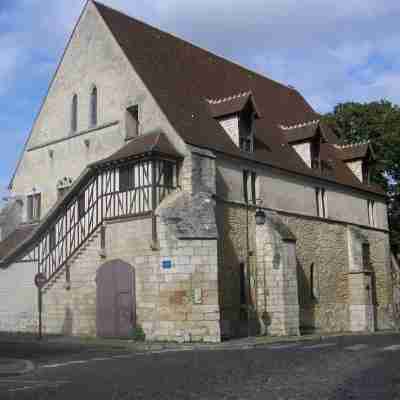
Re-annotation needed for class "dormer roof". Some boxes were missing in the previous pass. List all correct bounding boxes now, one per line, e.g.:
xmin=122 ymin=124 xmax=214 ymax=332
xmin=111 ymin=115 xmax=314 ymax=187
xmin=334 ymin=141 xmax=375 ymax=162
xmin=206 ymin=91 xmax=261 ymax=119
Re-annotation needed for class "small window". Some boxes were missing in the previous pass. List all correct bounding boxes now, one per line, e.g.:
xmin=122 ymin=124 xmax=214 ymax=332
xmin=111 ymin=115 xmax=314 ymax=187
xmin=368 ymin=200 xmax=375 ymax=227
xmin=90 ymin=86 xmax=98 ymax=127
xmin=243 ymin=170 xmax=257 ymax=204
xmin=78 ymin=193 xmax=85 ymax=218
xmin=316 ymin=188 xmax=327 ymax=218
xmin=311 ymin=138 xmax=321 ymax=169
xmin=27 ymin=193 xmax=41 ymax=222
xmin=239 ymin=136 xmax=253 ymax=153
xmin=119 ymin=165 xmax=135 ymax=192
xmin=239 ymin=107 xmax=255 ymax=153
xmin=362 ymin=162 xmax=370 ymax=184
xmin=71 ymin=94 xmax=78 ymax=133
xmin=362 ymin=243 xmax=370 ymax=270
xmin=126 ymin=105 xmax=139 ymax=139
xmin=163 ymin=163 xmax=174 ymax=187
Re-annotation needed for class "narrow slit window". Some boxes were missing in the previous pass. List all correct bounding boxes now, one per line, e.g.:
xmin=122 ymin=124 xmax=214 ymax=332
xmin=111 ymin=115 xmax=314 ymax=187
xmin=71 ymin=94 xmax=78 ymax=133
xmin=251 ymin=172 xmax=257 ymax=205
xmin=27 ymin=193 xmax=41 ymax=222
xmin=368 ymin=200 xmax=375 ymax=227
xmin=126 ymin=105 xmax=139 ymax=139
xmin=316 ymin=188 xmax=327 ymax=218
xmin=90 ymin=86 xmax=98 ymax=127
xmin=243 ymin=170 xmax=249 ymax=203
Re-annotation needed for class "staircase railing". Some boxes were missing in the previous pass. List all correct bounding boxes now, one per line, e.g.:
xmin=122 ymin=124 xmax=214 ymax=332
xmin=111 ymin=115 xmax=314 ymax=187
xmin=4 ymin=157 xmax=177 ymax=285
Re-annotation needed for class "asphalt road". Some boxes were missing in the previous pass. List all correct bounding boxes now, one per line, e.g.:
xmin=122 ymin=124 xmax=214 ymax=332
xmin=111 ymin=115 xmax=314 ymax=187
xmin=2 ymin=333 xmax=400 ymax=399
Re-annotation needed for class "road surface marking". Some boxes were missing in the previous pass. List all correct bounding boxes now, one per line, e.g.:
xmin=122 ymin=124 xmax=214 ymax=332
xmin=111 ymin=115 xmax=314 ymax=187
xmin=8 ymin=386 xmax=36 ymax=392
xmin=112 ymin=355 xmax=133 ymax=359
xmin=5 ymin=380 xmax=70 ymax=393
xmin=382 ymin=344 xmax=400 ymax=351
xmin=267 ymin=343 xmax=300 ymax=350
xmin=302 ymin=343 xmax=337 ymax=350
xmin=345 ymin=344 xmax=369 ymax=351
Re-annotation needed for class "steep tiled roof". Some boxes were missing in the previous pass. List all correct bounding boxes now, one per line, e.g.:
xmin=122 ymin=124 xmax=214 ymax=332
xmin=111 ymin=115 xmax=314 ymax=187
xmin=93 ymin=2 xmax=384 ymax=196
xmin=0 ymin=225 xmax=36 ymax=260
xmin=93 ymin=131 xmax=182 ymax=167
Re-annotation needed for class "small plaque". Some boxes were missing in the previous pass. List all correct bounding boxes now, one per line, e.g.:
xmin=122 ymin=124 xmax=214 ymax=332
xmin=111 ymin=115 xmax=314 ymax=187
xmin=162 ymin=260 xmax=172 ymax=269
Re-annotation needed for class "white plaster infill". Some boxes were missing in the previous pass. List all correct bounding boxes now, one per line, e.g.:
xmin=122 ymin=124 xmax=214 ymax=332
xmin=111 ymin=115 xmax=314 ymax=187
xmin=27 ymin=120 xmax=119 ymax=152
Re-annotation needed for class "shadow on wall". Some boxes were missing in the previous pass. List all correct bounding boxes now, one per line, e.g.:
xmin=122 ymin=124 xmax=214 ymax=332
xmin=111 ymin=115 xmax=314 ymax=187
xmin=215 ymin=194 xmax=260 ymax=340
xmin=62 ymin=306 xmax=73 ymax=335
xmin=297 ymin=258 xmax=317 ymax=333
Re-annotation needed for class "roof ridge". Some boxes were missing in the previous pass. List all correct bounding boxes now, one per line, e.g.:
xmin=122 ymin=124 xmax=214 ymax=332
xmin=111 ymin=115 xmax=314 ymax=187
xmin=206 ymin=91 xmax=251 ymax=104
xmin=279 ymin=119 xmax=320 ymax=131
xmin=334 ymin=140 xmax=370 ymax=149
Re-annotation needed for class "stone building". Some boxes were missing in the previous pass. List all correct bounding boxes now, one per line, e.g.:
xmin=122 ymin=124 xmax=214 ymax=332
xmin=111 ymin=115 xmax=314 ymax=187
xmin=0 ymin=1 xmax=398 ymax=341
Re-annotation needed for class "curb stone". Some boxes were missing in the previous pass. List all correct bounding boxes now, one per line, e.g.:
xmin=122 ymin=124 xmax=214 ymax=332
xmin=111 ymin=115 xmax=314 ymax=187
xmin=0 ymin=359 xmax=35 ymax=377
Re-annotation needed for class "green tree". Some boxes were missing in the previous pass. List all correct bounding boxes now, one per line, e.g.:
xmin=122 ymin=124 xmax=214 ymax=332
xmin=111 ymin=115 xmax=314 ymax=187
xmin=322 ymin=101 xmax=400 ymax=253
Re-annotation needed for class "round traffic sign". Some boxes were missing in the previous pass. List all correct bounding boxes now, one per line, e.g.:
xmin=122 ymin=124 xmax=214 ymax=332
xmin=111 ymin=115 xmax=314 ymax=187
xmin=34 ymin=273 xmax=47 ymax=288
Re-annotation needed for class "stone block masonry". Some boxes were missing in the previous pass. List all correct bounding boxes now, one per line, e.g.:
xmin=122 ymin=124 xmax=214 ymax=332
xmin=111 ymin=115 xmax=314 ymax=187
xmin=280 ymin=214 xmax=394 ymax=332
xmin=41 ymin=189 xmax=221 ymax=342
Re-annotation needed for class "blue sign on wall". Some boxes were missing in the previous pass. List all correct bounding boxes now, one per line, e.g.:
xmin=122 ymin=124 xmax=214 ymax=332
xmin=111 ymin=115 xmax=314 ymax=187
xmin=162 ymin=259 xmax=172 ymax=269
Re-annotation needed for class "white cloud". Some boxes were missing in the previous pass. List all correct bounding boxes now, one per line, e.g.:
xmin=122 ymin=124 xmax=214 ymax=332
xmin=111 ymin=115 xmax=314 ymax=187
xmin=2 ymin=0 xmax=400 ymax=111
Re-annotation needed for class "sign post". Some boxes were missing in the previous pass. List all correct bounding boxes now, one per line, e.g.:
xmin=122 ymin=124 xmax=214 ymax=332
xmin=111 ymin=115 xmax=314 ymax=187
xmin=34 ymin=273 xmax=47 ymax=341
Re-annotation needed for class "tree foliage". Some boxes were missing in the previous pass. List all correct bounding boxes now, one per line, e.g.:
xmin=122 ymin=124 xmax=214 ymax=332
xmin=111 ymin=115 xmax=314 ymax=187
xmin=322 ymin=101 xmax=400 ymax=253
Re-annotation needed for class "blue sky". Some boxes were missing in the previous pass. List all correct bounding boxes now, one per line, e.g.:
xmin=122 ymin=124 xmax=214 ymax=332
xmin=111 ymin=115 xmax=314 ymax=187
xmin=1 ymin=0 xmax=400 ymax=195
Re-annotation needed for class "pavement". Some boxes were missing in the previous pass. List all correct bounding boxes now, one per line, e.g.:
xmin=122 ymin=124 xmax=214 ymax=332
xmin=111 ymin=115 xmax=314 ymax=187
xmin=1 ymin=331 xmax=400 ymax=399
xmin=0 ymin=329 xmax=398 ymax=377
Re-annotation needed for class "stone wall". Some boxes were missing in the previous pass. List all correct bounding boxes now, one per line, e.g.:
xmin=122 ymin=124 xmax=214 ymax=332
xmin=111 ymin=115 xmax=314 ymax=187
xmin=41 ymin=189 xmax=221 ymax=342
xmin=0 ymin=261 xmax=37 ymax=332
xmin=280 ymin=214 xmax=393 ymax=332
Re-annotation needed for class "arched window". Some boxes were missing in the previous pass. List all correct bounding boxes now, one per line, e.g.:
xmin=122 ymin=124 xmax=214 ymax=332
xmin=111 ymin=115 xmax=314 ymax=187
xmin=90 ymin=86 xmax=98 ymax=127
xmin=71 ymin=94 xmax=78 ymax=133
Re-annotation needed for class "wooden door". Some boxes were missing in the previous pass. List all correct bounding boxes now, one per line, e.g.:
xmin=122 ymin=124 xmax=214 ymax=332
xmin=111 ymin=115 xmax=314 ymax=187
xmin=96 ymin=259 xmax=135 ymax=338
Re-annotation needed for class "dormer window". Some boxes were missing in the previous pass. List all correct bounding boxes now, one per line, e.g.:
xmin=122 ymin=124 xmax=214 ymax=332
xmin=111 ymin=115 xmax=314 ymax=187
xmin=334 ymin=141 xmax=375 ymax=184
xmin=206 ymin=92 xmax=260 ymax=153
xmin=282 ymin=120 xmax=322 ymax=168
xmin=239 ymin=105 xmax=255 ymax=153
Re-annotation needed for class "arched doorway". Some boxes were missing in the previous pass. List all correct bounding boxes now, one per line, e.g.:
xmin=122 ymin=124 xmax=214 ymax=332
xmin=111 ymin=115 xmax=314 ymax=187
xmin=96 ymin=259 xmax=135 ymax=338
